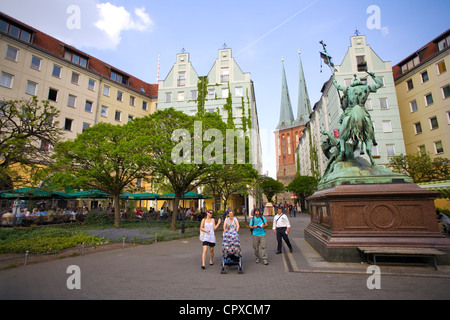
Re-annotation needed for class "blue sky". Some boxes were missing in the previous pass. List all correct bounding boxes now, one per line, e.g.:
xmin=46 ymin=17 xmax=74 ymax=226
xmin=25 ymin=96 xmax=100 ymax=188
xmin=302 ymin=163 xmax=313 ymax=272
xmin=1 ymin=0 xmax=448 ymax=178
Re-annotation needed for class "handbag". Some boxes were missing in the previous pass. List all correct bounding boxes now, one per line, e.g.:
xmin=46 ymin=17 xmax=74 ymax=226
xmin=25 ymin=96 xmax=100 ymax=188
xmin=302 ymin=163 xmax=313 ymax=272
xmin=199 ymin=230 xmax=205 ymax=241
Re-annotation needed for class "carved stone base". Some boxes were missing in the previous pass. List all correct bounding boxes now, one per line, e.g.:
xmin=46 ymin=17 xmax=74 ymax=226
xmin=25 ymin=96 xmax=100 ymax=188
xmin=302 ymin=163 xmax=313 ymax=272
xmin=305 ymin=183 xmax=450 ymax=263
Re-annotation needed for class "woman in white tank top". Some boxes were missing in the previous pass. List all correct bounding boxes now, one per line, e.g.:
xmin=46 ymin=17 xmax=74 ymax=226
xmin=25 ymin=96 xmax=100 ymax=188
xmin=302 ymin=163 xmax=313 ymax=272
xmin=200 ymin=210 xmax=221 ymax=269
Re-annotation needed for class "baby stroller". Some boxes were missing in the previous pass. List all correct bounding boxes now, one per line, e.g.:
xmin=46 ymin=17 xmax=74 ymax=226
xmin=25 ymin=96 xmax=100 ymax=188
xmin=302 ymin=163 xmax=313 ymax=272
xmin=221 ymin=230 xmax=243 ymax=274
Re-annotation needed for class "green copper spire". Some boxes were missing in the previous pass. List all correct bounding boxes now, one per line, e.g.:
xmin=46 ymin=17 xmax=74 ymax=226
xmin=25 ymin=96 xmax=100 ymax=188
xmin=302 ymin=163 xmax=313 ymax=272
xmin=276 ymin=59 xmax=295 ymax=130
xmin=295 ymin=50 xmax=311 ymax=126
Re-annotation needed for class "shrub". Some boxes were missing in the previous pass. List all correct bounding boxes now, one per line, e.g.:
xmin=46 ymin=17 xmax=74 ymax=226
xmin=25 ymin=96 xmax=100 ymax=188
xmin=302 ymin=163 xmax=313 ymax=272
xmin=84 ymin=211 xmax=112 ymax=225
xmin=0 ymin=234 xmax=105 ymax=254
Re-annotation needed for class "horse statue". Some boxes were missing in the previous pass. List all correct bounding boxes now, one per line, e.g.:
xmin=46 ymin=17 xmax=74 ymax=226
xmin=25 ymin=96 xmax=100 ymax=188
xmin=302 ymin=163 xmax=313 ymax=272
xmin=332 ymin=72 xmax=383 ymax=166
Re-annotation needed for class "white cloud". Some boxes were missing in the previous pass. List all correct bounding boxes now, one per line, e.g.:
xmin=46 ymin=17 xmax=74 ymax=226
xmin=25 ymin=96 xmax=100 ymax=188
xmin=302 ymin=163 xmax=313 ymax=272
xmin=94 ymin=2 xmax=153 ymax=47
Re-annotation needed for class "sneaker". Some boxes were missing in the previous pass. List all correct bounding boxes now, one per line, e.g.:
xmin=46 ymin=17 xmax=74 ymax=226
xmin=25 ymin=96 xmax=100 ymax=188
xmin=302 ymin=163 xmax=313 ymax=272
xmin=276 ymin=251 xmax=282 ymax=254
xmin=256 ymin=258 xmax=260 ymax=263
xmin=289 ymin=248 xmax=293 ymax=253
xmin=263 ymin=260 xmax=268 ymax=265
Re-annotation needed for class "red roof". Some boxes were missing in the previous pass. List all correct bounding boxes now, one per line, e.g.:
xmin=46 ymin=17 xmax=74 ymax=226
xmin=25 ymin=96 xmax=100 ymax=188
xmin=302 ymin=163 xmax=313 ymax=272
xmin=393 ymin=29 xmax=450 ymax=81
xmin=0 ymin=11 xmax=158 ymax=98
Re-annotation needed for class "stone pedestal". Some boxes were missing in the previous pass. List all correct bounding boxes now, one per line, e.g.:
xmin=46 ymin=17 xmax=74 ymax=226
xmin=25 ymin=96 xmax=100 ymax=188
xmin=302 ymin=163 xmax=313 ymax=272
xmin=305 ymin=183 xmax=450 ymax=263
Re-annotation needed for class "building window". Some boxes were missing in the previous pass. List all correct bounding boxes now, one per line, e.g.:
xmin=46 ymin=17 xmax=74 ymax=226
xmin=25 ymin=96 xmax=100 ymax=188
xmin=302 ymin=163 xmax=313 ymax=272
xmin=178 ymin=91 xmax=185 ymax=102
xmin=64 ymin=118 xmax=73 ymax=131
xmin=365 ymin=99 xmax=373 ymax=111
xmin=421 ymin=70 xmax=429 ymax=83
xmin=165 ymin=92 xmax=172 ymax=103
xmin=30 ymin=56 xmax=42 ymax=70
xmin=48 ymin=88 xmax=58 ymax=102
xmin=371 ymin=145 xmax=379 ymax=156
xmin=379 ymin=98 xmax=388 ymax=110
xmin=177 ymin=72 xmax=186 ymax=87
xmin=414 ymin=122 xmax=422 ymax=135
xmin=418 ymin=145 xmax=426 ymax=154
xmin=221 ymin=68 xmax=229 ymax=83
xmin=401 ymin=56 xmax=420 ymax=74
xmin=64 ymin=51 xmax=88 ymax=68
xmin=282 ymin=135 xmax=286 ymax=155
xmin=110 ymin=70 xmax=128 ymax=85
xmin=67 ymin=94 xmax=76 ymax=108
xmin=103 ymin=85 xmax=110 ymax=96
xmin=82 ymin=123 xmax=90 ymax=132
xmin=142 ymin=101 xmax=148 ymax=111
xmin=222 ymin=88 xmax=229 ymax=99
xmin=0 ymin=72 xmax=13 ymax=88
xmin=52 ymin=65 xmax=62 ymax=78
xmin=88 ymin=79 xmax=95 ymax=91
xmin=40 ymin=139 xmax=50 ymax=152
xmin=207 ymin=89 xmax=215 ymax=99
xmin=115 ymin=110 xmax=121 ymax=122
xmin=128 ymin=115 xmax=134 ymax=122
xmin=406 ymin=79 xmax=414 ymax=91
xmin=235 ymin=87 xmax=243 ymax=97
xmin=71 ymin=72 xmax=80 ymax=85
xmin=5 ymin=45 xmax=18 ymax=61
xmin=434 ymin=141 xmax=444 ymax=154
xmin=438 ymin=37 xmax=449 ymax=51
xmin=437 ymin=61 xmax=447 ymax=75
xmin=117 ymin=90 xmax=123 ymax=102
xmin=0 ymin=19 xmax=32 ymax=42
xmin=442 ymin=84 xmax=450 ymax=99
xmin=386 ymin=144 xmax=396 ymax=157
xmin=430 ymin=116 xmax=439 ymax=130
xmin=190 ymin=90 xmax=198 ymax=100
xmin=100 ymin=106 xmax=108 ymax=117
xmin=129 ymin=96 xmax=135 ymax=106
xmin=25 ymin=80 xmax=37 ymax=95
xmin=410 ymin=100 xmax=418 ymax=113
xmin=139 ymin=86 xmax=145 ymax=93
xmin=425 ymin=93 xmax=434 ymax=106
xmin=85 ymin=100 xmax=93 ymax=113
xmin=382 ymin=120 xmax=392 ymax=133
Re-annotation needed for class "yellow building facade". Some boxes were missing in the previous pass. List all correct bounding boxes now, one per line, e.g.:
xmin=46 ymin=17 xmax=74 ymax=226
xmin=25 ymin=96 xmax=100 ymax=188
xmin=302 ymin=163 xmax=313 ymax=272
xmin=0 ymin=12 xmax=157 ymax=195
xmin=394 ymin=30 xmax=450 ymax=159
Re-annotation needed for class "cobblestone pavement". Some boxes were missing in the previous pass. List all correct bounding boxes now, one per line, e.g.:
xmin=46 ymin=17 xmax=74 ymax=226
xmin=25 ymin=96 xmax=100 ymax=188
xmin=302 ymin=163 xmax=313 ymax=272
xmin=0 ymin=213 xmax=449 ymax=300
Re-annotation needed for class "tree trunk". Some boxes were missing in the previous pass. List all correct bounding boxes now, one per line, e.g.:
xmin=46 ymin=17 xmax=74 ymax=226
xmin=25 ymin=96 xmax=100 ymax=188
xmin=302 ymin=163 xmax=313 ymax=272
xmin=170 ymin=196 xmax=180 ymax=231
xmin=114 ymin=193 xmax=121 ymax=228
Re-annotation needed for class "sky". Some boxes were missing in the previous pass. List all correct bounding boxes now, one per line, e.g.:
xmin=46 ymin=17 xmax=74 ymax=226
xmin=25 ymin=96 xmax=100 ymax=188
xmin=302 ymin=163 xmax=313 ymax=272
xmin=0 ymin=0 xmax=448 ymax=178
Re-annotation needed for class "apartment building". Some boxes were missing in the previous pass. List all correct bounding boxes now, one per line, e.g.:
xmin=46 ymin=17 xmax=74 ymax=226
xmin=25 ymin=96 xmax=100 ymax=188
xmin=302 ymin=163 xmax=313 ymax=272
xmin=393 ymin=29 xmax=450 ymax=159
xmin=0 ymin=12 xmax=158 ymax=144
xmin=297 ymin=34 xmax=406 ymax=178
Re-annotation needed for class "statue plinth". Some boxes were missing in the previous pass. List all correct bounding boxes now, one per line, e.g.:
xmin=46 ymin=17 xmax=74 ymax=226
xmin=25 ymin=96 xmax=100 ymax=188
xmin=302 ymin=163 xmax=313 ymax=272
xmin=306 ymin=164 xmax=450 ymax=263
xmin=318 ymin=157 xmax=413 ymax=190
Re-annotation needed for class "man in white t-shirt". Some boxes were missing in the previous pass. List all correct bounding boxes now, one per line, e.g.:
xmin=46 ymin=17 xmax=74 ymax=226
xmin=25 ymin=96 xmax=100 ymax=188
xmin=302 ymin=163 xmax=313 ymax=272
xmin=273 ymin=207 xmax=293 ymax=254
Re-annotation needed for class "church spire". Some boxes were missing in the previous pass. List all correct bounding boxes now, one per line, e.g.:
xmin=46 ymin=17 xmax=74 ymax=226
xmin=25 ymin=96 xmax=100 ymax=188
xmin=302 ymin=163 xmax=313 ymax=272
xmin=276 ymin=59 xmax=295 ymax=130
xmin=295 ymin=50 xmax=311 ymax=126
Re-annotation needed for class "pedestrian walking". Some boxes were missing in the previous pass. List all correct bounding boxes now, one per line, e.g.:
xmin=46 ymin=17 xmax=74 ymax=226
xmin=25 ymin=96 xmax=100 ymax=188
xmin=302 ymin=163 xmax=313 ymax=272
xmin=200 ymin=210 xmax=222 ymax=269
xmin=273 ymin=207 xmax=293 ymax=254
xmin=223 ymin=210 xmax=239 ymax=232
xmin=249 ymin=209 xmax=268 ymax=265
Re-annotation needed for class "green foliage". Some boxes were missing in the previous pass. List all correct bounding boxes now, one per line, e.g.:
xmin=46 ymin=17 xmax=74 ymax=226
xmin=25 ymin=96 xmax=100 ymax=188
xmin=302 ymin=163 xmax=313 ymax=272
xmin=84 ymin=211 xmax=113 ymax=225
xmin=0 ymin=97 xmax=62 ymax=187
xmin=0 ymin=234 xmax=105 ymax=254
xmin=388 ymin=152 xmax=450 ymax=183
xmin=196 ymin=76 xmax=208 ymax=117
xmin=286 ymin=176 xmax=318 ymax=210
xmin=260 ymin=177 xmax=285 ymax=202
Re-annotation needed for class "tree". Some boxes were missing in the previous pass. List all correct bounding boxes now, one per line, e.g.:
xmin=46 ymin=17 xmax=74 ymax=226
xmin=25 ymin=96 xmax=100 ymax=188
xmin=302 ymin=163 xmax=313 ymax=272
xmin=388 ymin=152 xmax=450 ymax=183
xmin=134 ymin=108 xmax=228 ymax=230
xmin=48 ymin=121 xmax=153 ymax=227
xmin=286 ymin=176 xmax=318 ymax=210
xmin=260 ymin=177 xmax=285 ymax=203
xmin=0 ymin=97 xmax=62 ymax=188
xmin=203 ymin=164 xmax=258 ymax=213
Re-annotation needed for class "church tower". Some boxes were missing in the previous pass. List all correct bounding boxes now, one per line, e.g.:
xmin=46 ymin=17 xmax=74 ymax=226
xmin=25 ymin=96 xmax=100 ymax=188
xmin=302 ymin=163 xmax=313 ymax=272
xmin=275 ymin=53 xmax=310 ymax=204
